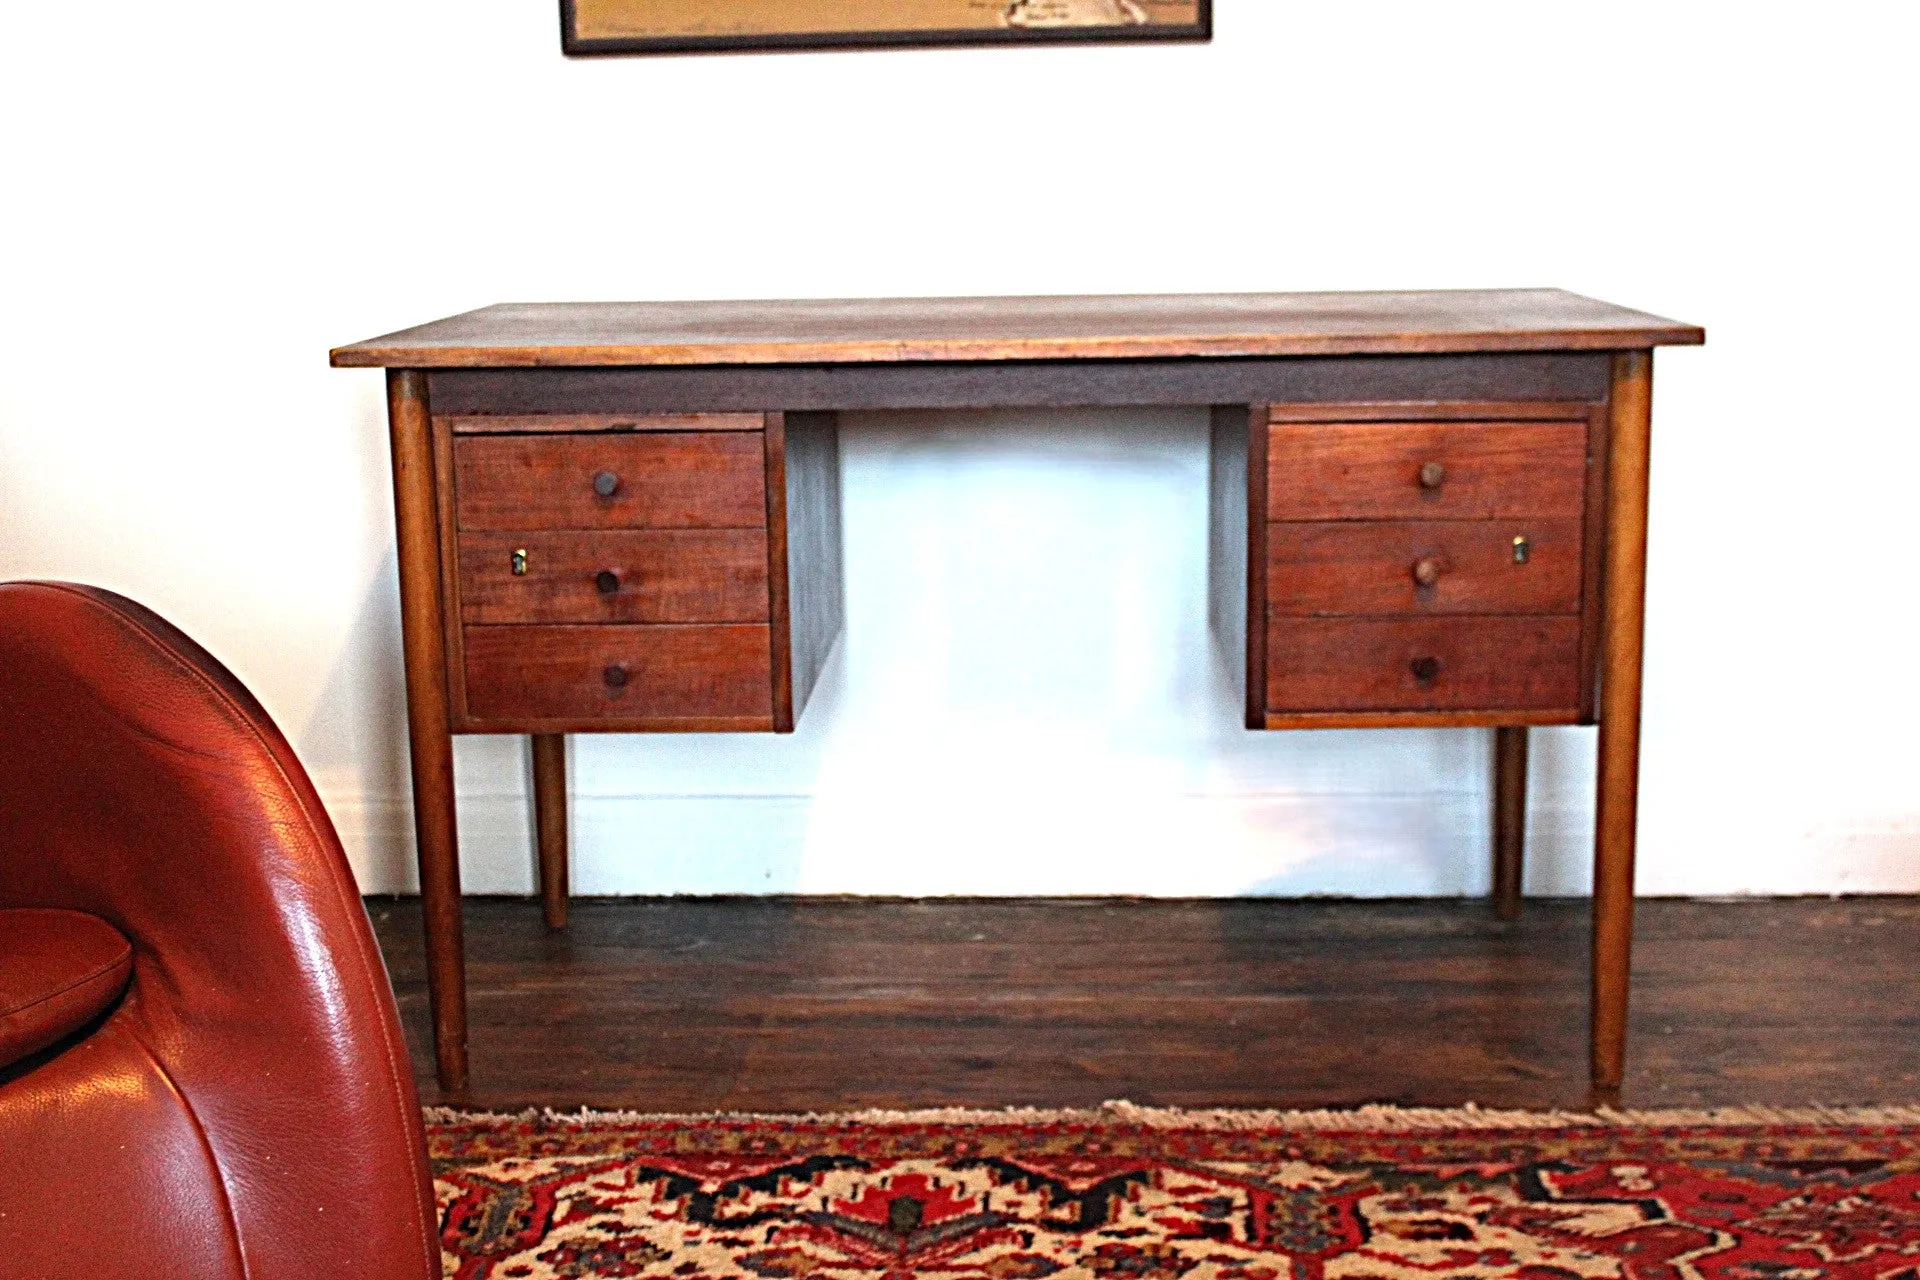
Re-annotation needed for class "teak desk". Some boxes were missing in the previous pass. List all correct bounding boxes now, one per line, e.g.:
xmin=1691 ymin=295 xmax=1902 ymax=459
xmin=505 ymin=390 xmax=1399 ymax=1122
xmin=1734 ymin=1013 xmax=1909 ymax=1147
xmin=333 ymin=290 xmax=1703 ymax=1097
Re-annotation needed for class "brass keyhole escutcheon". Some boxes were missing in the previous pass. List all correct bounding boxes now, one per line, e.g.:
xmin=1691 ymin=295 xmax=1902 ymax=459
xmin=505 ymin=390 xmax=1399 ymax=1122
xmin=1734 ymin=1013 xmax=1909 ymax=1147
xmin=510 ymin=548 xmax=529 ymax=576
xmin=1512 ymin=535 xmax=1531 ymax=564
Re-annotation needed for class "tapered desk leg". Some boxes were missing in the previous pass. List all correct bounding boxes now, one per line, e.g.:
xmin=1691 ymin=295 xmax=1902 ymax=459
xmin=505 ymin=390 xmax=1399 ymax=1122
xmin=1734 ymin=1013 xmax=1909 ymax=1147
xmin=386 ymin=369 xmax=468 ymax=1093
xmin=532 ymin=734 xmax=569 ymax=930
xmin=1493 ymin=727 xmax=1527 ymax=920
xmin=1592 ymin=351 xmax=1655 ymax=1098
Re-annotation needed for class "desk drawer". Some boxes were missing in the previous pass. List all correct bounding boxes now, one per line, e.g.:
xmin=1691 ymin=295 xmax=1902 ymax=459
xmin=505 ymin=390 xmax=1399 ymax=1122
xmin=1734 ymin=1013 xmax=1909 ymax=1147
xmin=463 ymin=624 xmax=773 ymax=724
xmin=1267 ymin=519 xmax=1581 ymax=616
xmin=454 ymin=433 xmax=767 ymax=531
xmin=1266 ymin=615 xmax=1581 ymax=713
xmin=1267 ymin=419 xmax=1586 ymax=520
xmin=459 ymin=530 xmax=769 ymax=625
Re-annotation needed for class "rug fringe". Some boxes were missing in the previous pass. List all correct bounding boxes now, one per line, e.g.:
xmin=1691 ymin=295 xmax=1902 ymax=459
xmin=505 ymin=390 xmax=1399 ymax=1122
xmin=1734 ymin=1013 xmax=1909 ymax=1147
xmin=424 ymin=1100 xmax=1920 ymax=1131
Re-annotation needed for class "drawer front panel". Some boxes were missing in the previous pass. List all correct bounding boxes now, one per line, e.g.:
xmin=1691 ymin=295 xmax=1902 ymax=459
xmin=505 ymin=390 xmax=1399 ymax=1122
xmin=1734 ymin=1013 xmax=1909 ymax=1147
xmin=459 ymin=530 xmax=770 ymax=625
xmin=454 ymin=433 xmax=767 ymax=531
xmin=1267 ymin=420 xmax=1586 ymax=520
xmin=443 ymin=412 xmax=764 ymax=435
xmin=1267 ymin=519 xmax=1582 ymax=616
xmin=464 ymin=624 xmax=773 ymax=723
xmin=1266 ymin=616 xmax=1581 ymax=712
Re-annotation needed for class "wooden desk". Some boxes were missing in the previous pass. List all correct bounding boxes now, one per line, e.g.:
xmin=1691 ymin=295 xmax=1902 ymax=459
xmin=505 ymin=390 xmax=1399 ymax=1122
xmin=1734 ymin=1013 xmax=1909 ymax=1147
xmin=332 ymin=289 xmax=1703 ymax=1097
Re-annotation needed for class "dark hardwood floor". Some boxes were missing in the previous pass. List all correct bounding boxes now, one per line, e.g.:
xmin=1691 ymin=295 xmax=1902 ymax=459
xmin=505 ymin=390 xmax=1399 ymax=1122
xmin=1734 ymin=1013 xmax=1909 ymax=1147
xmin=367 ymin=896 xmax=1920 ymax=1115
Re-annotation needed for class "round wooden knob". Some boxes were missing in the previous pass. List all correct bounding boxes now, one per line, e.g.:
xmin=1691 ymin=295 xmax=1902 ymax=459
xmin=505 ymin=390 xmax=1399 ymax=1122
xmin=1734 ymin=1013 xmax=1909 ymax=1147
xmin=595 ymin=569 xmax=621 ymax=595
xmin=602 ymin=662 xmax=630 ymax=689
xmin=1412 ymin=557 xmax=1441 ymax=588
xmin=1410 ymin=656 xmax=1441 ymax=686
xmin=1418 ymin=461 xmax=1446 ymax=490
xmin=593 ymin=470 xmax=621 ymax=498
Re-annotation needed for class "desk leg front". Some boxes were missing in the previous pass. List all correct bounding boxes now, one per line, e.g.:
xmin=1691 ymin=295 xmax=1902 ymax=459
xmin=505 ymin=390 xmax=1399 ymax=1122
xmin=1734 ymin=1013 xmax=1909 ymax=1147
xmin=386 ymin=369 xmax=469 ymax=1093
xmin=1492 ymin=727 xmax=1528 ymax=920
xmin=1591 ymin=351 xmax=1655 ymax=1098
xmin=533 ymin=734 xmax=570 ymax=930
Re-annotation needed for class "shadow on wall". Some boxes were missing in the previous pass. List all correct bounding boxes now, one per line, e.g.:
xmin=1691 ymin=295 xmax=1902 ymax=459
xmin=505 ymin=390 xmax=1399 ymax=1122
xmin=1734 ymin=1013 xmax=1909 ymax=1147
xmin=1232 ymin=725 xmax=1597 ymax=898
xmin=296 ymin=544 xmax=415 ymax=890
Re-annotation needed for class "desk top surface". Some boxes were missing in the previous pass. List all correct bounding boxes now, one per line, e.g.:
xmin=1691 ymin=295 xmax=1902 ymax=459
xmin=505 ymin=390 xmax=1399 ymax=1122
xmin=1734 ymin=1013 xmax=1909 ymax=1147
xmin=331 ymin=289 xmax=1702 ymax=370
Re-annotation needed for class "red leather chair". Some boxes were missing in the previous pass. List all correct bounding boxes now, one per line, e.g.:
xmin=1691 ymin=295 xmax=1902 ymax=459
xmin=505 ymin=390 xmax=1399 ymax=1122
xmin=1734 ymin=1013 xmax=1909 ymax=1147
xmin=0 ymin=582 xmax=440 ymax=1280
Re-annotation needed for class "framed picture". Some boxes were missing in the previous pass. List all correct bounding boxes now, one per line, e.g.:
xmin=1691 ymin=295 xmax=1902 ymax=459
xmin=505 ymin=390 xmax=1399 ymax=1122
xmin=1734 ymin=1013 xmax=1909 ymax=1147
xmin=561 ymin=0 xmax=1211 ymax=56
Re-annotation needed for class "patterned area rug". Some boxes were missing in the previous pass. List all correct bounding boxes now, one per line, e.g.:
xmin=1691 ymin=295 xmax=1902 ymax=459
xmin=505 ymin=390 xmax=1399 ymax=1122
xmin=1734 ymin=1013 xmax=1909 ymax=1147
xmin=427 ymin=1103 xmax=1920 ymax=1279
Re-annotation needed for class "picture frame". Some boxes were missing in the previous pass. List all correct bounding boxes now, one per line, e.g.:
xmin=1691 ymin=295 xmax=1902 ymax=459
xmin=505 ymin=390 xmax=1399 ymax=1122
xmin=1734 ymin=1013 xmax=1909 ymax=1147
xmin=560 ymin=0 xmax=1212 ymax=57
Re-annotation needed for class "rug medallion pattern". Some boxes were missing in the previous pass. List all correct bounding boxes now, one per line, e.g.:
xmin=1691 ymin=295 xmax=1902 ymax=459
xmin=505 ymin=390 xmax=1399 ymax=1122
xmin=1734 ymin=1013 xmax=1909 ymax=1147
xmin=428 ymin=1111 xmax=1920 ymax=1280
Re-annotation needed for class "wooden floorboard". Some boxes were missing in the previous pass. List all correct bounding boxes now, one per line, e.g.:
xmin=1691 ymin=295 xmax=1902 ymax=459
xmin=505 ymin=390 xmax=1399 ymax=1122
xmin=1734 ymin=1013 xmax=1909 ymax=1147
xmin=367 ymin=896 xmax=1920 ymax=1114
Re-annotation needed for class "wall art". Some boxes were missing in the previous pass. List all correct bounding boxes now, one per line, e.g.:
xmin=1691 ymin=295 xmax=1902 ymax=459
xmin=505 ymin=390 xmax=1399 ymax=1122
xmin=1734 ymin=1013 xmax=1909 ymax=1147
xmin=562 ymin=0 xmax=1210 ymax=56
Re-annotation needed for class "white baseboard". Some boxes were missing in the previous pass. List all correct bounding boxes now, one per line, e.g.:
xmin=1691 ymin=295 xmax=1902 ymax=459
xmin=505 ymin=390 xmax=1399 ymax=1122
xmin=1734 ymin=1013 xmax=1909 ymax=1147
xmin=320 ymin=786 xmax=1920 ymax=900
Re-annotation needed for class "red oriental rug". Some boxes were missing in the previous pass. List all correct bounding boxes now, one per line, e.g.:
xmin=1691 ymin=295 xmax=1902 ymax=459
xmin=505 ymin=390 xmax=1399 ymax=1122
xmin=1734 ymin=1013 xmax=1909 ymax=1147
xmin=426 ymin=1102 xmax=1920 ymax=1280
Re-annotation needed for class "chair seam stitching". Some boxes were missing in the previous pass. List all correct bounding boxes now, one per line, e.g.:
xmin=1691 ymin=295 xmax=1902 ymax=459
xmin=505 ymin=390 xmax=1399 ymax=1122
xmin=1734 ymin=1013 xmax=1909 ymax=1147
xmin=126 ymin=1029 xmax=255 ymax=1280
xmin=0 ymin=948 xmax=132 ymax=1018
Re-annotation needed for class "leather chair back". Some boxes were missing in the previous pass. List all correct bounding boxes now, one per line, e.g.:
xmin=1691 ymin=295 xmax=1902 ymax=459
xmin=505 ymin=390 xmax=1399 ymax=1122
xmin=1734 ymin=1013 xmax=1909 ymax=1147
xmin=0 ymin=582 xmax=439 ymax=1280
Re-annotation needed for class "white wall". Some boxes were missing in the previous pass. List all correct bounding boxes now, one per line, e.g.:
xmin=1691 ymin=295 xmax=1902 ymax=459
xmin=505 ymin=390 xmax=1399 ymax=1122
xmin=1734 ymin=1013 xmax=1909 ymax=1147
xmin=3 ymin=2 xmax=1916 ymax=898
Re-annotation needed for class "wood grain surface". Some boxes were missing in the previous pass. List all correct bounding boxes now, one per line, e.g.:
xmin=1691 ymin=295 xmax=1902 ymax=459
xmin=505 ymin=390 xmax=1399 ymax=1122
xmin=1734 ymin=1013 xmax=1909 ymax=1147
xmin=1493 ymin=727 xmax=1529 ymax=921
xmin=763 ymin=414 xmax=794 ymax=732
xmin=331 ymin=290 xmax=1703 ymax=369
xmin=369 ymin=897 xmax=1920 ymax=1113
xmin=1593 ymin=352 xmax=1656 ymax=1093
xmin=1574 ymin=405 xmax=1612 ymax=724
xmin=531 ymin=735 xmax=569 ymax=930
xmin=457 ymin=530 xmax=770 ymax=625
xmin=462 ymin=623 xmax=773 ymax=723
xmin=1263 ymin=709 xmax=1581 ymax=730
xmin=780 ymin=412 xmax=845 ymax=727
xmin=442 ymin=413 xmax=764 ymax=435
xmin=453 ymin=433 xmax=766 ymax=531
xmin=1266 ymin=519 xmax=1583 ymax=616
xmin=384 ymin=370 xmax=469 ymax=1091
xmin=1267 ymin=420 xmax=1589 ymax=521
xmin=424 ymin=355 xmax=1616 ymax=415
xmin=1243 ymin=406 xmax=1271 ymax=730
xmin=1266 ymin=615 xmax=1581 ymax=713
